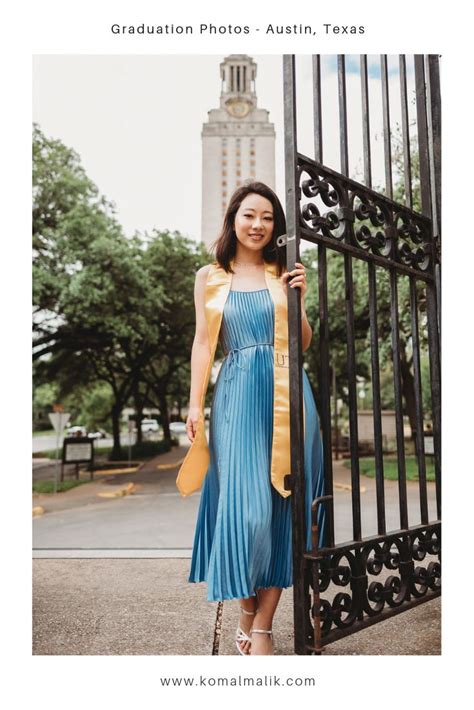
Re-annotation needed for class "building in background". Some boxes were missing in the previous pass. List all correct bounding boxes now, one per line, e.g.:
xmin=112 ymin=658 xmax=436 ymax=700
xmin=201 ymin=54 xmax=276 ymax=251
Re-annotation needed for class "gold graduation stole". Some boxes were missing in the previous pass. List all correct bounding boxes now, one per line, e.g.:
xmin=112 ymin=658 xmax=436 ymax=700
xmin=176 ymin=258 xmax=305 ymax=499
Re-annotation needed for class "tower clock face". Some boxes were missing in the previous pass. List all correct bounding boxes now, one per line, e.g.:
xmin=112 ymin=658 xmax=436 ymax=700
xmin=227 ymin=100 xmax=251 ymax=118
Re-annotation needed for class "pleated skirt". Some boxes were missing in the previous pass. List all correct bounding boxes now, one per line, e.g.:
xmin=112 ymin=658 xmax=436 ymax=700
xmin=188 ymin=289 xmax=325 ymax=602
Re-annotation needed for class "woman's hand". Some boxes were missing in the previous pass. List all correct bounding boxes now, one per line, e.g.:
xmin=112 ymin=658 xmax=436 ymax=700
xmin=281 ymin=262 xmax=307 ymax=302
xmin=186 ymin=405 xmax=201 ymax=443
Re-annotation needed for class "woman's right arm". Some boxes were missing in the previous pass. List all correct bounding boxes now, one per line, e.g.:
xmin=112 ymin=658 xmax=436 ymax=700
xmin=186 ymin=264 xmax=211 ymax=443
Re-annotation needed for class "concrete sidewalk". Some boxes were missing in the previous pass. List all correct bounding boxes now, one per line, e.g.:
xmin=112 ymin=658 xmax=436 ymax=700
xmin=33 ymin=557 xmax=440 ymax=655
xmin=32 ymin=446 xmax=440 ymax=655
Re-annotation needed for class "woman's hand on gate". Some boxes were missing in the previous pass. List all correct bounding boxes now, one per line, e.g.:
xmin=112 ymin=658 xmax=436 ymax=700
xmin=281 ymin=262 xmax=307 ymax=301
xmin=186 ymin=405 xmax=201 ymax=443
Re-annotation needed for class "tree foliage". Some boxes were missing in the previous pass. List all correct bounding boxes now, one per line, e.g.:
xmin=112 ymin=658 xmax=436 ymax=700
xmin=33 ymin=124 xmax=208 ymax=455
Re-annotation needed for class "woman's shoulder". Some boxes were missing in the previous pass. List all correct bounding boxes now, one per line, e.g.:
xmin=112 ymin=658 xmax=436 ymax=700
xmin=196 ymin=262 xmax=219 ymax=280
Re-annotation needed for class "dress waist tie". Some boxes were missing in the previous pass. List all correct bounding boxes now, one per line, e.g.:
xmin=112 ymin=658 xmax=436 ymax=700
xmin=223 ymin=343 xmax=273 ymax=421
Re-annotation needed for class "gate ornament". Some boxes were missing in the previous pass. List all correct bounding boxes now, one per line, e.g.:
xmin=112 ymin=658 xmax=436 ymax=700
xmin=298 ymin=159 xmax=433 ymax=273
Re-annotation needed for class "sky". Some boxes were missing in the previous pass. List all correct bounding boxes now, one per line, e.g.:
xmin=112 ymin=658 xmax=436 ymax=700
xmin=32 ymin=54 xmax=417 ymax=243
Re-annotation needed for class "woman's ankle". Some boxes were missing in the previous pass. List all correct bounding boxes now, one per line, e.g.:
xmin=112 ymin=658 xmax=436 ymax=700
xmin=239 ymin=597 xmax=258 ymax=615
xmin=253 ymin=611 xmax=273 ymax=630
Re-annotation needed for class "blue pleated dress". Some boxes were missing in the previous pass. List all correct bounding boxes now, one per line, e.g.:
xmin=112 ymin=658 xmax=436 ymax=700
xmin=188 ymin=288 xmax=326 ymax=602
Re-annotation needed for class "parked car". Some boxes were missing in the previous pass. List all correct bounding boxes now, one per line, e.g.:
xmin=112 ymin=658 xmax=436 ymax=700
xmin=141 ymin=418 xmax=159 ymax=433
xmin=169 ymin=421 xmax=186 ymax=434
xmin=87 ymin=429 xmax=108 ymax=440
xmin=66 ymin=426 xmax=87 ymax=438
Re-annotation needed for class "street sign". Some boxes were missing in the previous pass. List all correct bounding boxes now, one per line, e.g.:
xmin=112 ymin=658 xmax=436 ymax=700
xmin=48 ymin=411 xmax=71 ymax=494
xmin=63 ymin=438 xmax=93 ymax=463
xmin=425 ymin=436 xmax=434 ymax=455
xmin=48 ymin=412 xmax=71 ymax=434
xmin=61 ymin=437 xmax=95 ymax=482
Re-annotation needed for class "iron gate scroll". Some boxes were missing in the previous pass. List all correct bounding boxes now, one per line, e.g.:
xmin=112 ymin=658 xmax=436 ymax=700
xmin=281 ymin=55 xmax=441 ymax=654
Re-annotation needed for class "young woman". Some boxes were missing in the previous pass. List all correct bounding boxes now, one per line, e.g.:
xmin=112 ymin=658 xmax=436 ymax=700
xmin=176 ymin=181 xmax=326 ymax=656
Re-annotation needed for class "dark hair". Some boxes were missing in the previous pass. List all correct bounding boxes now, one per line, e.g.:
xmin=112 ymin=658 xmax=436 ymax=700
xmin=209 ymin=181 xmax=287 ymax=277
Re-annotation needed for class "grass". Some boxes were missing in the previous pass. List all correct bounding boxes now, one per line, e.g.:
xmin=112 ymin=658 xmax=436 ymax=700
xmin=343 ymin=455 xmax=436 ymax=481
xmin=33 ymin=479 xmax=91 ymax=494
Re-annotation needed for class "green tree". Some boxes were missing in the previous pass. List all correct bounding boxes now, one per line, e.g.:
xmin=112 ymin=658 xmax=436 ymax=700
xmin=33 ymin=125 xmax=148 ymax=457
xmin=136 ymin=230 xmax=209 ymax=440
xmin=33 ymin=124 xmax=210 ymax=457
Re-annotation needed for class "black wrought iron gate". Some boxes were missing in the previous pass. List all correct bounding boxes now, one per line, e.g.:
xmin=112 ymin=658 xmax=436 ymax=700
xmin=280 ymin=55 xmax=441 ymax=655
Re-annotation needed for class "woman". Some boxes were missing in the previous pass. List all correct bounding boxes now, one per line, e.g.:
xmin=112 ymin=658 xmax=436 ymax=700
xmin=176 ymin=181 xmax=326 ymax=656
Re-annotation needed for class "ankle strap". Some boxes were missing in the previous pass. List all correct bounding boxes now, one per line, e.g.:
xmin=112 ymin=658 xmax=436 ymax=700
xmin=251 ymin=629 xmax=273 ymax=635
xmin=239 ymin=606 xmax=258 ymax=616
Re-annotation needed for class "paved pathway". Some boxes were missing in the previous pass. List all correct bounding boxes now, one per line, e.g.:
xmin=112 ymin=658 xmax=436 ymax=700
xmin=32 ymin=445 xmax=440 ymax=655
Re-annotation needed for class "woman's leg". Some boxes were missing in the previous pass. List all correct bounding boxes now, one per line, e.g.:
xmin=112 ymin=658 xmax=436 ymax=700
xmin=250 ymin=586 xmax=283 ymax=655
xmin=237 ymin=594 xmax=258 ymax=654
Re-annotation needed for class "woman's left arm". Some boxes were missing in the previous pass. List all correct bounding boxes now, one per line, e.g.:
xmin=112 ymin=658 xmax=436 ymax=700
xmin=300 ymin=302 xmax=313 ymax=353
xmin=281 ymin=262 xmax=313 ymax=352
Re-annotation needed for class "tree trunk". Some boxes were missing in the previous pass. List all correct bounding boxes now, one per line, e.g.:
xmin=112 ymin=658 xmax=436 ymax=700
xmin=110 ymin=404 xmax=123 ymax=460
xmin=400 ymin=353 xmax=417 ymax=454
xmin=159 ymin=394 xmax=171 ymax=443
xmin=134 ymin=397 xmax=144 ymax=444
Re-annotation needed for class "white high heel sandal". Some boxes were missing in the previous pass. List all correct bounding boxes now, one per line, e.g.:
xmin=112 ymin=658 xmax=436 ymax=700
xmin=250 ymin=629 xmax=275 ymax=655
xmin=236 ymin=605 xmax=257 ymax=656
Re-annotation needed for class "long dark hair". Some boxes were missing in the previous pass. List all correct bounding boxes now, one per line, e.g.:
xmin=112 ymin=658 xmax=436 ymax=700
xmin=209 ymin=181 xmax=287 ymax=277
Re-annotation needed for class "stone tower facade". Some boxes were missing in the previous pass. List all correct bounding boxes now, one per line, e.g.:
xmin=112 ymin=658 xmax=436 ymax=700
xmin=201 ymin=55 xmax=276 ymax=251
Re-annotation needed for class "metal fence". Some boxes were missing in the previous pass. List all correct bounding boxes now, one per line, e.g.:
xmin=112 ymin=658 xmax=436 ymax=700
xmin=281 ymin=55 xmax=441 ymax=654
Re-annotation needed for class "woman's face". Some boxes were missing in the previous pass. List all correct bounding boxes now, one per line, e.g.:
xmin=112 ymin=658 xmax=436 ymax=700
xmin=233 ymin=193 xmax=274 ymax=254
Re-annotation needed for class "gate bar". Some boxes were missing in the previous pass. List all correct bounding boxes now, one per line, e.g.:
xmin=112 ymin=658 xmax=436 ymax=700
xmin=426 ymin=56 xmax=442 ymax=339
xmin=338 ymin=55 xmax=362 ymax=541
xmin=312 ymin=55 xmax=335 ymax=547
xmin=399 ymin=55 xmax=414 ymax=209
xmin=360 ymin=55 xmax=372 ymax=188
xmin=368 ymin=262 xmax=387 ymax=535
xmin=380 ymin=55 xmax=393 ymax=198
xmin=390 ymin=271 xmax=409 ymax=530
xmin=361 ymin=54 xmax=386 ymax=536
xmin=426 ymin=283 xmax=441 ymax=519
xmin=283 ymin=54 xmax=312 ymax=655
xmin=409 ymin=276 xmax=429 ymax=523
xmin=415 ymin=54 xmax=441 ymax=520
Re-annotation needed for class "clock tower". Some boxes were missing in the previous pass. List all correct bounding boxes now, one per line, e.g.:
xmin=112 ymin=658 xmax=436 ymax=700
xmin=201 ymin=55 xmax=276 ymax=251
